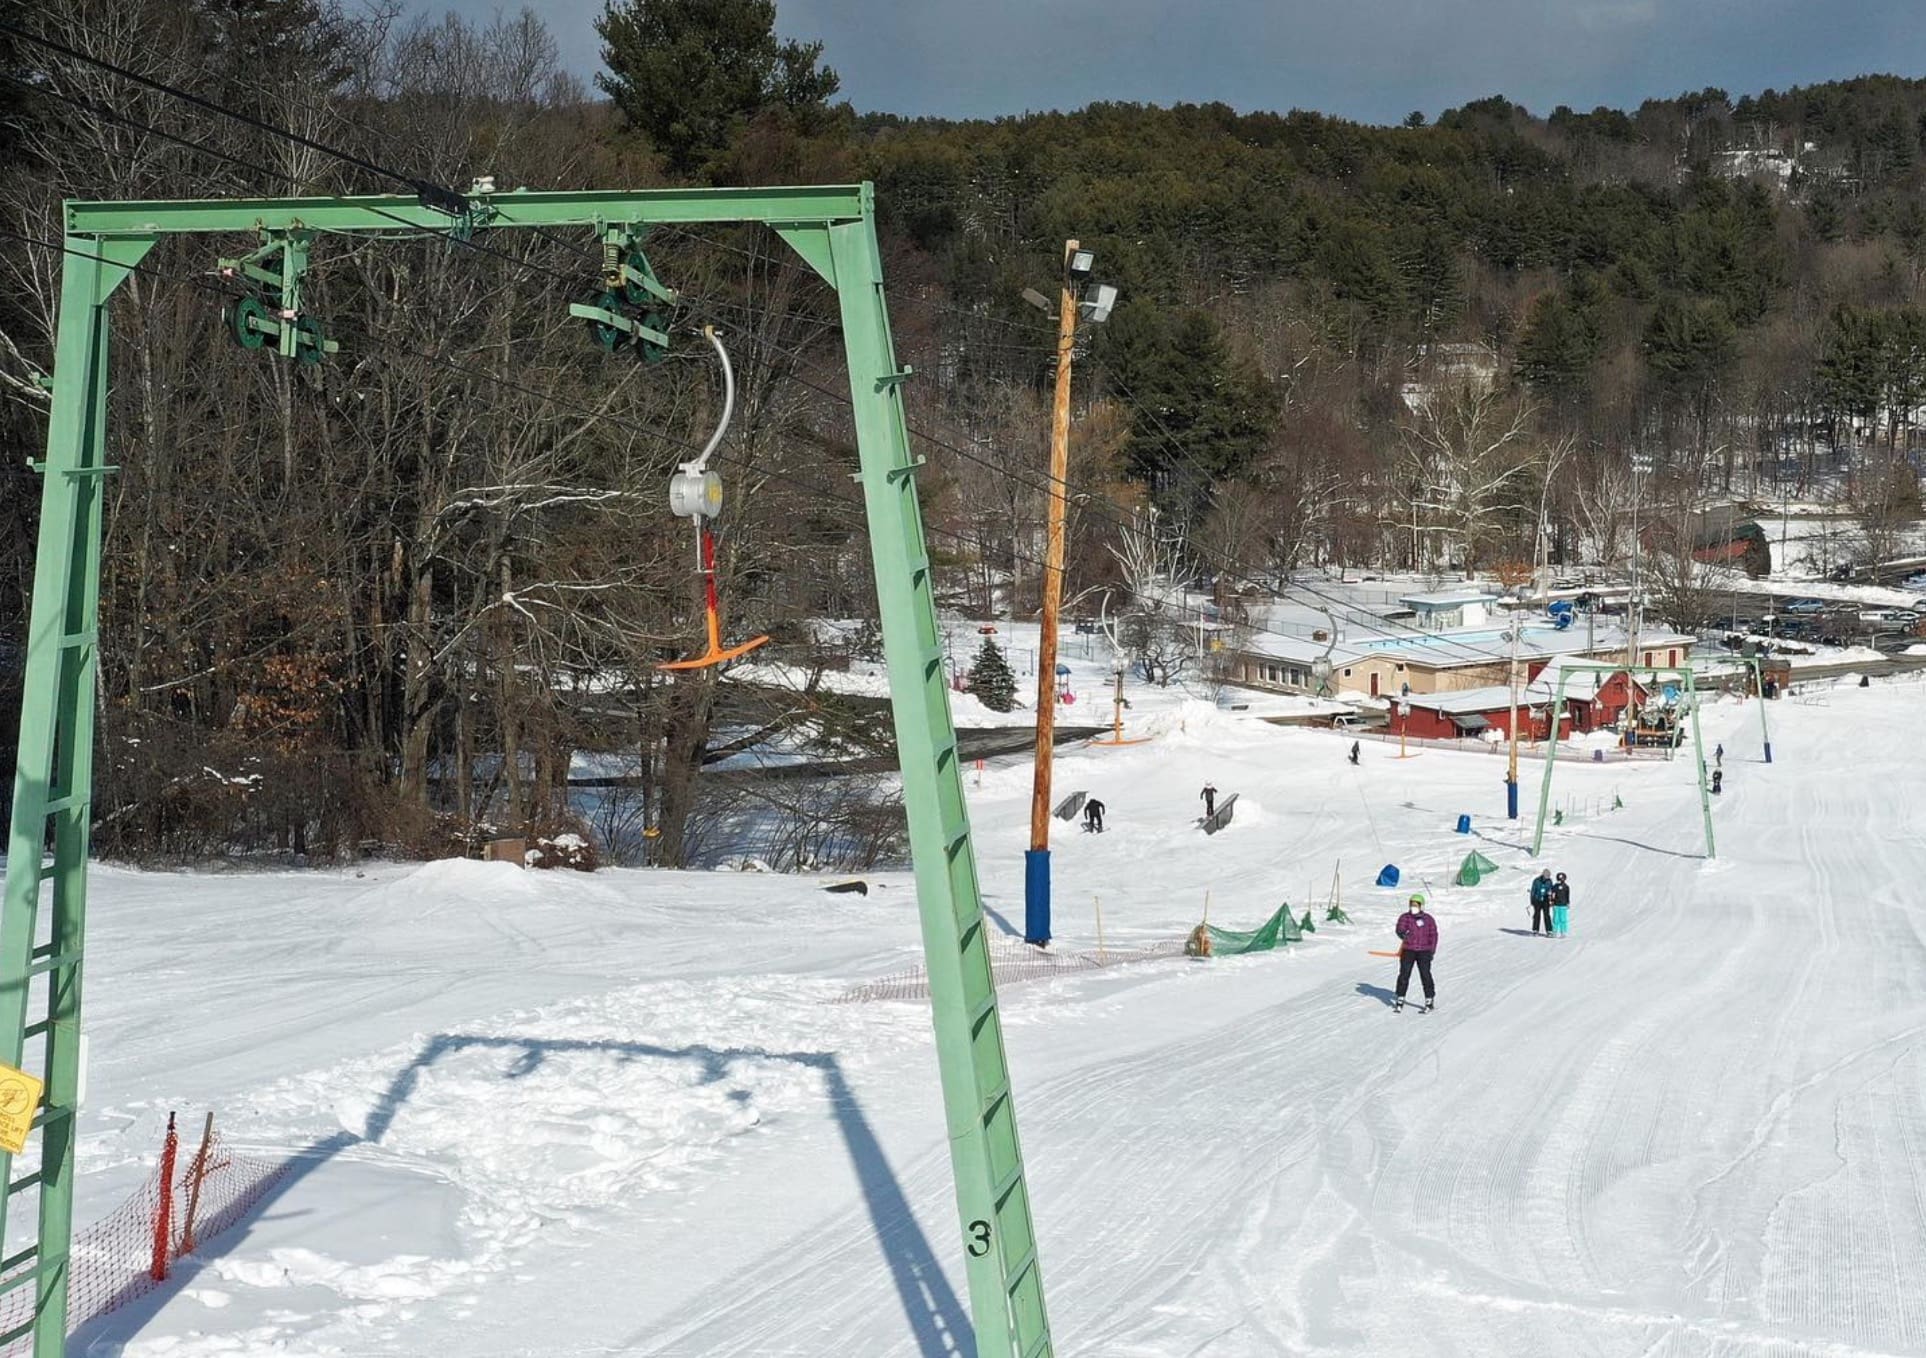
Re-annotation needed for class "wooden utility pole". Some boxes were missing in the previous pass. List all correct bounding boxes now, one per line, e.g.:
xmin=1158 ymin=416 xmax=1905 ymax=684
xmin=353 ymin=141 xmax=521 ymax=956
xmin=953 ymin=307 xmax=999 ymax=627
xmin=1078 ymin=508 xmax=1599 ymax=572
xmin=1026 ymin=240 xmax=1080 ymax=947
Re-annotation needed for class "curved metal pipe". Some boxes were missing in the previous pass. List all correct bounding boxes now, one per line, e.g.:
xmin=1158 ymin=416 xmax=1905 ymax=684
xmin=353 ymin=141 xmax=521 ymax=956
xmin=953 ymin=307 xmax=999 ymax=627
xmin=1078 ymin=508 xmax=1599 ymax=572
xmin=689 ymin=323 xmax=734 ymax=475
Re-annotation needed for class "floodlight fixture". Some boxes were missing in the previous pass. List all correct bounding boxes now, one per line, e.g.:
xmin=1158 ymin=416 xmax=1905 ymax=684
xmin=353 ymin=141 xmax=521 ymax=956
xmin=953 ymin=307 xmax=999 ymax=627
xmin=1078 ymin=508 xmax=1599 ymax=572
xmin=1067 ymin=247 xmax=1095 ymax=278
xmin=1021 ymin=287 xmax=1053 ymax=314
xmin=1079 ymin=282 xmax=1119 ymax=324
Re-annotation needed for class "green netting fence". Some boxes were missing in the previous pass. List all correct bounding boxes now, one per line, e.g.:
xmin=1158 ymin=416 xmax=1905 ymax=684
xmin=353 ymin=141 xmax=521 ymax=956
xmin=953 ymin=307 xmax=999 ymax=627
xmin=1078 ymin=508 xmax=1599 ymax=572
xmin=1188 ymin=902 xmax=1303 ymax=956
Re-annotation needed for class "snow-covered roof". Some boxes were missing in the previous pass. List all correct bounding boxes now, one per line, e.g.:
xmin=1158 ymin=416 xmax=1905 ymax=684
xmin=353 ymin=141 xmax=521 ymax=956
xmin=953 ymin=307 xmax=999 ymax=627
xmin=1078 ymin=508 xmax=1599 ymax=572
xmin=1402 ymin=684 xmax=1535 ymax=714
xmin=1232 ymin=621 xmax=1694 ymax=673
xmin=1399 ymin=589 xmax=1501 ymax=608
xmin=1236 ymin=632 xmax=1364 ymax=665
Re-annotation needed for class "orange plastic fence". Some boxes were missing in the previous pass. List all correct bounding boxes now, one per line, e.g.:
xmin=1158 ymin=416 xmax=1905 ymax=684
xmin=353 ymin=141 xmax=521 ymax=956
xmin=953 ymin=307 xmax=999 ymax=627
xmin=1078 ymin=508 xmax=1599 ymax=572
xmin=0 ymin=1111 xmax=290 ymax=1353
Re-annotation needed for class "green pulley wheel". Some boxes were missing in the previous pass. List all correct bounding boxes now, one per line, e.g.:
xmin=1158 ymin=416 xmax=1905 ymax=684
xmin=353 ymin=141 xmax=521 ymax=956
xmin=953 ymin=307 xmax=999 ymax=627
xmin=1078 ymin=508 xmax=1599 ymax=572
xmin=585 ymin=290 xmax=627 ymax=351
xmin=292 ymin=315 xmax=326 ymax=366
xmin=225 ymin=295 xmax=269 ymax=349
xmin=621 ymin=250 xmax=654 ymax=307
xmin=636 ymin=309 xmax=670 ymax=364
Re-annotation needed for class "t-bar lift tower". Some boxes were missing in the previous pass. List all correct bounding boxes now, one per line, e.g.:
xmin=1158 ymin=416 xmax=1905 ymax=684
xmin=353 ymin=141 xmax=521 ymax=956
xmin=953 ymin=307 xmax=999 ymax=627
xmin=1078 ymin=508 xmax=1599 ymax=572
xmin=0 ymin=184 xmax=1051 ymax=1356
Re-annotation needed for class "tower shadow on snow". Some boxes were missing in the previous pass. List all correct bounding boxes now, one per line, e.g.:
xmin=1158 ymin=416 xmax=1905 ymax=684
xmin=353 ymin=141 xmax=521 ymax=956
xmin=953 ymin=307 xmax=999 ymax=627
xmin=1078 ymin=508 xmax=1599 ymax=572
xmin=1566 ymin=828 xmax=1707 ymax=861
xmin=980 ymin=901 xmax=1023 ymax=938
xmin=75 ymin=1034 xmax=971 ymax=1358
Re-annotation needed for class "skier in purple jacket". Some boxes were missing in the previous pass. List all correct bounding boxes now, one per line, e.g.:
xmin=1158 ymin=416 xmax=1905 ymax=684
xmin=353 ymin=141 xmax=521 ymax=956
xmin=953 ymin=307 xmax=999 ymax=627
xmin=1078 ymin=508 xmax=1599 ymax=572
xmin=1392 ymin=893 xmax=1438 ymax=1012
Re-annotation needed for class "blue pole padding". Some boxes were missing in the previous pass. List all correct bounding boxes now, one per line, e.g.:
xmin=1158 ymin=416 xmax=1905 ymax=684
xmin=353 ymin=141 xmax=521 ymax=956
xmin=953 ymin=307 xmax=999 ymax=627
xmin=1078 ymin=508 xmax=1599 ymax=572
xmin=1763 ymin=741 xmax=1773 ymax=764
xmin=1506 ymin=778 xmax=1519 ymax=820
xmin=1024 ymin=849 xmax=1052 ymax=946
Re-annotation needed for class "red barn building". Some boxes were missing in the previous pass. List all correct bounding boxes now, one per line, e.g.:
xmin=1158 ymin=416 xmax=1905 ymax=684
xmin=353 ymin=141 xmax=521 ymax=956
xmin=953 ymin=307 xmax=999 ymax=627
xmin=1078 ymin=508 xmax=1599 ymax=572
xmin=1525 ymin=660 xmax=1651 ymax=733
xmin=1390 ymin=685 xmax=1567 ymax=741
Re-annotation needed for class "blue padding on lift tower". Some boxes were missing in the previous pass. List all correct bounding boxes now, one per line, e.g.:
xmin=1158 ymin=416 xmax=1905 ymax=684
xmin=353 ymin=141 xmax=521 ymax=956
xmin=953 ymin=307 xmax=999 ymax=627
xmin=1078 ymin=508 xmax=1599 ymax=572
xmin=1024 ymin=849 xmax=1051 ymax=945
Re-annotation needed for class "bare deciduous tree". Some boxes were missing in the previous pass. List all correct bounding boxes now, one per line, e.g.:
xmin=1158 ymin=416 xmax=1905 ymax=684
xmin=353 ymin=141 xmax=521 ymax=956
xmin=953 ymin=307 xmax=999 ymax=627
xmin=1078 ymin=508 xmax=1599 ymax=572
xmin=1397 ymin=383 xmax=1538 ymax=574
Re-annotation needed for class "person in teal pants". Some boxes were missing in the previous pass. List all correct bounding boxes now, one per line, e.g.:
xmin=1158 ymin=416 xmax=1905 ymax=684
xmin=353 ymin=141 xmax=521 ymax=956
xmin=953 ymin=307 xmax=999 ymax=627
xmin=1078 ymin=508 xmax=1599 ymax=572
xmin=1551 ymin=872 xmax=1571 ymax=937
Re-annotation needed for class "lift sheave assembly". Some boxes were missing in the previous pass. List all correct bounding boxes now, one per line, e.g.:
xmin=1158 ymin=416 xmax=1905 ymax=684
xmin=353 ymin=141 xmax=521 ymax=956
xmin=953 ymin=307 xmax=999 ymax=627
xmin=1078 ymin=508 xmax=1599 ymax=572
xmin=657 ymin=325 xmax=769 ymax=671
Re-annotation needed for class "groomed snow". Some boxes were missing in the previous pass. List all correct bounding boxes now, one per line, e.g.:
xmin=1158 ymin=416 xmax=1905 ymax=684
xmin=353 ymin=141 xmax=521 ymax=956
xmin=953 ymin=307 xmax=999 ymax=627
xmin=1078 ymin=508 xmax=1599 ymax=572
xmin=18 ymin=676 xmax=1926 ymax=1356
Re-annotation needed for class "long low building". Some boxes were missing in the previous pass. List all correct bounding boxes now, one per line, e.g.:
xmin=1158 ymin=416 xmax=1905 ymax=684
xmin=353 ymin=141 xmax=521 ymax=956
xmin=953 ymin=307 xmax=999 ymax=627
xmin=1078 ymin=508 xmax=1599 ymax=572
xmin=1387 ymin=658 xmax=1657 ymax=740
xmin=1229 ymin=620 xmax=1696 ymax=700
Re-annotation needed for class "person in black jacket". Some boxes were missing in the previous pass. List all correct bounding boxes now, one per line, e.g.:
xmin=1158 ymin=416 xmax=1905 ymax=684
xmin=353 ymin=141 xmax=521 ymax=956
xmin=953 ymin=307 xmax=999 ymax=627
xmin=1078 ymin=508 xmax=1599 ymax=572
xmin=1083 ymin=798 xmax=1105 ymax=833
xmin=1529 ymin=869 xmax=1555 ymax=936
xmin=1551 ymin=871 xmax=1572 ymax=937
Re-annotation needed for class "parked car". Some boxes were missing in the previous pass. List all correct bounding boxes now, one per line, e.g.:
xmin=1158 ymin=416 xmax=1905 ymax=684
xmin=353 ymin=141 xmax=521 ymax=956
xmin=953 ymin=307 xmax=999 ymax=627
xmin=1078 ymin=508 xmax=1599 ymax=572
xmin=1784 ymin=599 xmax=1828 ymax=614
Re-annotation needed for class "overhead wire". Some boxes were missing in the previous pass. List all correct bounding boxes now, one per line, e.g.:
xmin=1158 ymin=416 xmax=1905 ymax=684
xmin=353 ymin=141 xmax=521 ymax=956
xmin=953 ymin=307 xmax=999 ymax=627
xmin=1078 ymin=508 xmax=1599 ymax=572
xmin=0 ymin=54 xmax=1112 ymax=770
xmin=653 ymin=223 xmax=1526 ymax=668
xmin=0 ymin=221 xmax=1330 ymax=744
xmin=0 ymin=21 xmax=613 ymax=297
xmin=0 ymin=26 xmax=1532 ymax=677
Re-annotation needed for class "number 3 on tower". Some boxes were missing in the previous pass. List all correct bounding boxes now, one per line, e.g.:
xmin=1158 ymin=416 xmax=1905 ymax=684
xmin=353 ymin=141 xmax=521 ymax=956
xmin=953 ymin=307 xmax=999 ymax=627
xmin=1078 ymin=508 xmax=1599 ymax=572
xmin=966 ymin=1219 xmax=992 ymax=1257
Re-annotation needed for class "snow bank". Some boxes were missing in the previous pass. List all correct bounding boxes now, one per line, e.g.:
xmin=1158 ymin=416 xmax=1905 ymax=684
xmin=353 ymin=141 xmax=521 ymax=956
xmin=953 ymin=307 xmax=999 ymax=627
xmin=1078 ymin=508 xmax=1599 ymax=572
xmin=399 ymin=857 xmax=543 ymax=898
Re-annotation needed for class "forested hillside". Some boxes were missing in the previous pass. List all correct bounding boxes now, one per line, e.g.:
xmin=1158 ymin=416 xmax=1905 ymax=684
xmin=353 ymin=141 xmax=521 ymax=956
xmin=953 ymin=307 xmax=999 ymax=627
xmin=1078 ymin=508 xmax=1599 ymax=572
xmin=2 ymin=0 xmax=1922 ymax=863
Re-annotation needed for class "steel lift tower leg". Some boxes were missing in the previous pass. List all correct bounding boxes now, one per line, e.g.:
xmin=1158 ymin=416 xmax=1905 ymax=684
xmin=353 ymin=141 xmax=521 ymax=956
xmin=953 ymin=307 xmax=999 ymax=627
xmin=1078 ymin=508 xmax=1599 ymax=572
xmin=0 ymin=233 xmax=153 ymax=1354
xmin=0 ymin=186 xmax=1051 ymax=1356
xmin=825 ymin=205 xmax=1052 ymax=1356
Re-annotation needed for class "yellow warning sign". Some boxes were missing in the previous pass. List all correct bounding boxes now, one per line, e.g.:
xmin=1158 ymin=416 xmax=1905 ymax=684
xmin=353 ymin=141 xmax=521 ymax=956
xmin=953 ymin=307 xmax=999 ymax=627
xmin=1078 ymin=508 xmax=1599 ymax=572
xmin=0 ymin=1065 xmax=45 ymax=1155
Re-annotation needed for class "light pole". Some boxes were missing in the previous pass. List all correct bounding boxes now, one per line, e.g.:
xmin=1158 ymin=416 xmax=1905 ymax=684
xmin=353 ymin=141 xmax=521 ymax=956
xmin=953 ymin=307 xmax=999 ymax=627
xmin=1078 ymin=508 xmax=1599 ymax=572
xmin=1023 ymin=241 xmax=1117 ymax=947
xmin=1504 ymin=615 xmax=1522 ymax=818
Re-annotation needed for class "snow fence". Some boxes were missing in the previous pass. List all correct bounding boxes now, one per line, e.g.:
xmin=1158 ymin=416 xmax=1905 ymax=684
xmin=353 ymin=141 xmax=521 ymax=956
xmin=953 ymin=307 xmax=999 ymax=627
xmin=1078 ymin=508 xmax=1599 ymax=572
xmin=0 ymin=1111 xmax=290 ymax=1353
xmin=1196 ymin=903 xmax=1303 ymax=956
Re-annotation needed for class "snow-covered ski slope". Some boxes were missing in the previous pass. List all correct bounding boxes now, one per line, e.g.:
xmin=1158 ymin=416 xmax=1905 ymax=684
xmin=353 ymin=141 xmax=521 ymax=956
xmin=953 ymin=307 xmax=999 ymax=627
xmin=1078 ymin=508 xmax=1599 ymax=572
xmin=30 ymin=679 xmax=1926 ymax=1356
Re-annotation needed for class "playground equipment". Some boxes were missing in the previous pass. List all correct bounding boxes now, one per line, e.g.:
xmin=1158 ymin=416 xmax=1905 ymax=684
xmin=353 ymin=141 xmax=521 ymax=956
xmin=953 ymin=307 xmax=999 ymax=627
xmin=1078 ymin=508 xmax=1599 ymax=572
xmin=1 ymin=184 xmax=1051 ymax=1356
xmin=657 ymin=326 xmax=771 ymax=672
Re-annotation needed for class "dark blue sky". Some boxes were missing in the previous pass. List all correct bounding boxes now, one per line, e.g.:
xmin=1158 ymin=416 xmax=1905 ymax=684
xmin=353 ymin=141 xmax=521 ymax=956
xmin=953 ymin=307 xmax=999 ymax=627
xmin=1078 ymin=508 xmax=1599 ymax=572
xmin=410 ymin=0 xmax=1926 ymax=124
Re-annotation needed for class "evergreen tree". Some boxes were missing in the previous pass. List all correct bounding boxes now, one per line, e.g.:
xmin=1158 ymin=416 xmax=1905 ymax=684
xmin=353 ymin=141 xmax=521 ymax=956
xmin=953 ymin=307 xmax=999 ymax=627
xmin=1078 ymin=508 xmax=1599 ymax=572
xmin=1516 ymin=286 xmax=1603 ymax=399
xmin=1100 ymin=301 xmax=1274 ymax=521
xmin=596 ymin=0 xmax=839 ymax=176
xmin=968 ymin=638 xmax=1018 ymax=713
xmin=1816 ymin=305 xmax=1884 ymax=430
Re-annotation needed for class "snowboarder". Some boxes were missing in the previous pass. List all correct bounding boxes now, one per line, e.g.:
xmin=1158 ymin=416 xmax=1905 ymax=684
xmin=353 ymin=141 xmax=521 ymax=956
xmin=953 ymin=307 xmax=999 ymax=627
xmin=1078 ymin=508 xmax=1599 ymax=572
xmin=1711 ymin=768 xmax=1723 ymax=795
xmin=1529 ymin=868 xmax=1555 ymax=936
xmin=1714 ymin=742 xmax=1724 ymax=769
xmin=1392 ymin=893 xmax=1438 ymax=1012
xmin=1200 ymin=783 xmax=1217 ymax=818
xmin=1083 ymin=798 xmax=1105 ymax=833
xmin=1348 ymin=741 xmax=1360 ymax=766
xmin=1551 ymin=872 xmax=1571 ymax=937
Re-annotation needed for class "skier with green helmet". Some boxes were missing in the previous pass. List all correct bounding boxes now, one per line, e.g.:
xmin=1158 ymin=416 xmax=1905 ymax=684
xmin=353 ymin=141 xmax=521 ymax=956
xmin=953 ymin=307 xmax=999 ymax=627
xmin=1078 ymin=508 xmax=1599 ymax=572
xmin=1392 ymin=892 xmax=1438 ymax=1012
